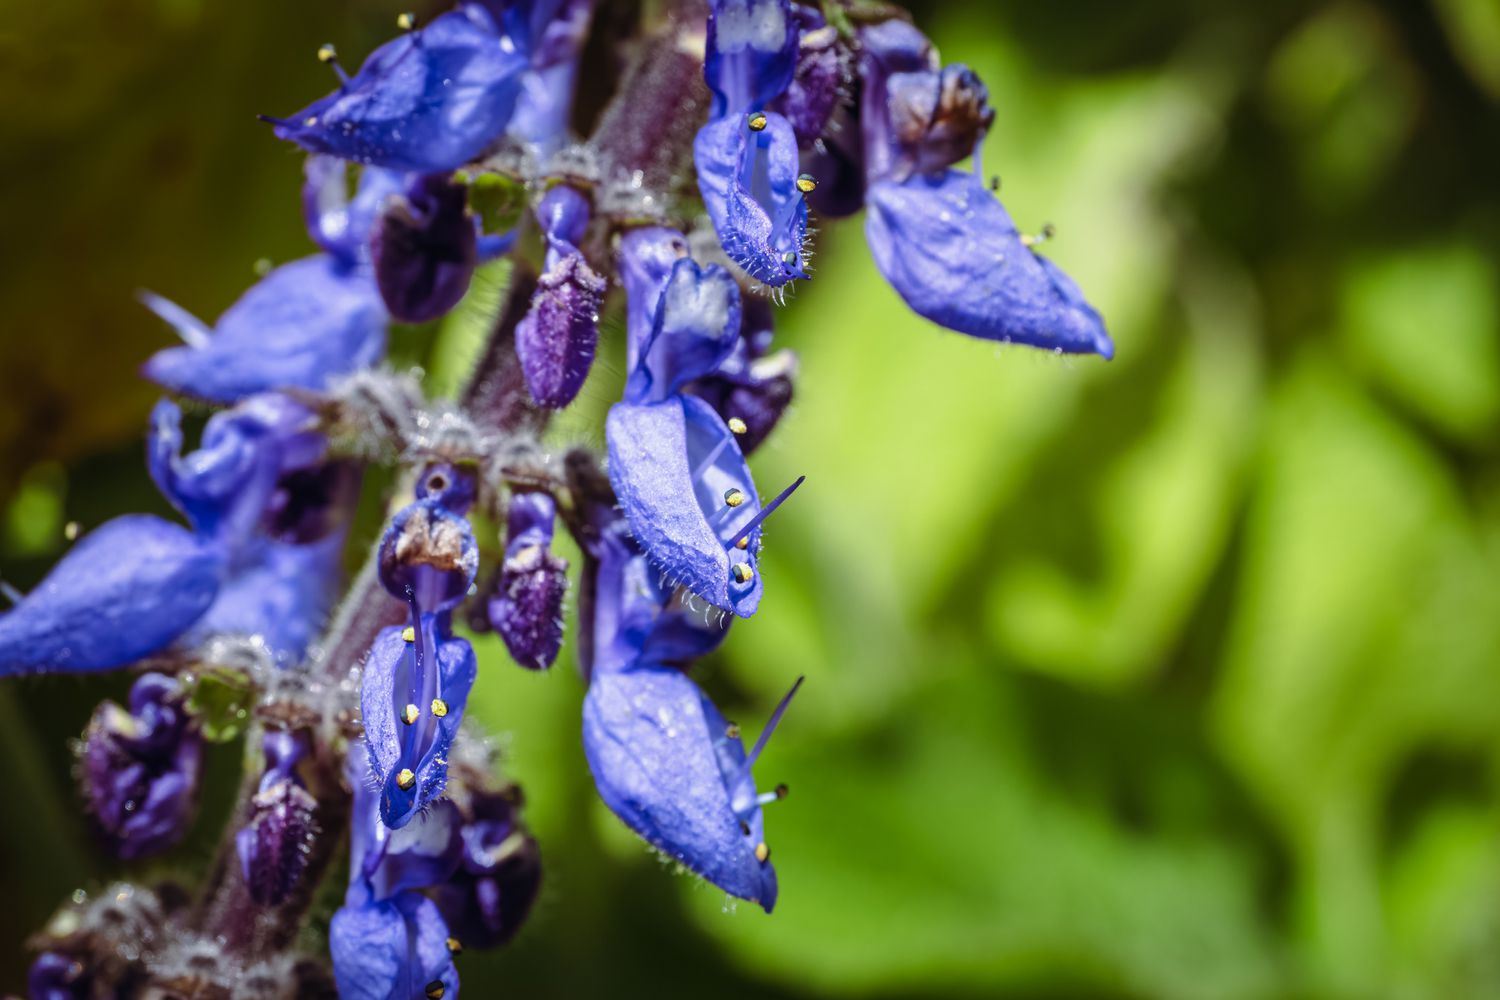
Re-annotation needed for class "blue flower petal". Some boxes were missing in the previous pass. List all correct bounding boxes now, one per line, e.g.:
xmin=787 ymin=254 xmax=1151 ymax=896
xmin=186 ymin=532 xmax=346 ymax=664
xmin=0 ymin=515 xmax=223 ymax=676
xmin=582 ymin=663 xmax=777 ymax=910
xmin=616 ymin=227 xmax=688 ymax=372
xmin=606 ymin=394 xmax=764 ymax=617
xmin=141 ymin=255 xmax=388 ymax=403
xmin=624 ymin=258 xmax=742 ymax=405
xmin=361 ymin=620 xmax=478 ymax=829
xmin=302 ymin=155 xmax=405 ymax=265
xmin=331 ymin=891 xmax=457 ymax=1000
xmin=705 ymin=0 xmax=798 ymax=116
xmin=864 ymin=170 xmax=1113 ymax=358
xmin=271 ymin=5 xmax=527 ymax=174
xmin=694 ymin=112 xmax=809 ymax=287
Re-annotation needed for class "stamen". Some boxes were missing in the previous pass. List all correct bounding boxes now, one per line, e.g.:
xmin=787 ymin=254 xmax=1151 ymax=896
xmin=304 ymin=116 xmax=319 ymax=127
xmin=726 ymin=475 xmax=805 ymax=550
xmin=138 ymin=290 xmax=212 ymax=349
xmin=736 ymin=536 xmax=750 ymax=550
xmin=316 ymin=44 xmax=351 ymax=86
xmin=754 ymin=783 xmax=789 ymax=807
xmin=64 ymin=521 xmax=79 ymax=541
xmin=747 ymin=112 xmax=768 ymax=132
xmin=425 ymin=982 xmax=446 ymax=999
xmin=396 ymin=768 xmax=416 ymax=790
xmin=402 ymin=703 xmax=420 ymax=725
xmin=1020 ymin=223 xmax=1055 ymax=248
xmin=796 ymin=173 xmax=817 ymax=194
xmin=743 ymin=676 xmax=804 ymax=772
xmin=754 ymin=842 xmax=770 ymax=863
xmin=0 ymin=578 xmax=23 ymax=606
xmin=725 ymin=722 xmax=741 ymax=740
xmin=402 ymin=626 xmax=416 ymax=643
xmin=727 ymin=417 xmax=748 ymax=435
xmin=724 ymin=488 xmax=746 ymax=508
xmin=739 ymin=820 xmax=751 ymax=836
xmin=396 ymin=11 xmax=417 ymax=30
xmin=730 ymin=562 xmax=754 ymax=584
xmin=430 ymin=698 xmax=449 ymax=719
xmin=446 ymin=937 xmax=463 ymax=955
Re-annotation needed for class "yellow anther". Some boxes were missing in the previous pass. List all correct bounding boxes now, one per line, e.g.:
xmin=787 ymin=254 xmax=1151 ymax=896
xmin=731 ymin=562 xmax=754 ymax=584
xmin=317 ymin=44 xmax=338 ymax=63
xmin=304 ymin=116 xmax=319 ymax=127
xmin=396 ymin=768 xmax=416 ymax=790
xmin=402 ymin=703 xmax=420 ymax=726
xmin=402 ymin=626 xmax=416 ymax=643
xmin=727 ymin=417 xmax=748 ymax=435
xmin=796 ymin=173 xmax=817 ymax=194
xmin=446 ymin=937 xmax=463 ymax=955
xmin=747 ymin=112 xmax=768 ymax=132
xmin=425 ymin=981 xmax=446 ymax=999
xmin=397 ymin=12 xmax=417 ymax=30
xmin=754 ymin=842 xmax=770 ymax=863
xmin=725 ymin=722 xmax=741 ymax=740
xmin=724 ymin=488 xmax=746 ymax=508
xmin=430 ymin=698 xmax=449 ymax=719
xmin=736 ymin=536 xmax=750 ymax=550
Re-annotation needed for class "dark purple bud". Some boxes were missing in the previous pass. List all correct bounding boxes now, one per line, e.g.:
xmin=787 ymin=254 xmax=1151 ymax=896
xmin=236 ymin=778 xmax=320 ymax=907
xmin=28 ymin=951 xmax=91 ymax=1000
xmin=372 ymin=173 xmax=478 ymax=323
xmin=435 ymin=787 xmax=542 ymax=949
xmin=515 ymin=252 xmax=606 ymax=409
xmin=261 ymin=459 xmax=363 ymax=545
xmin=773 ymin=16 xmax=850 ymax=145
xmin=377 ymin=497 xmax=480 ymax=614
xmin=236 ymin=730 xmax=318 ymax=907
xmin=488 ymin=492 xmax=568 ymax=670
xmin=77 ymin=673 xmax=203 ymax=860
xmin=885 ymin=65 xmax=993 ymax=176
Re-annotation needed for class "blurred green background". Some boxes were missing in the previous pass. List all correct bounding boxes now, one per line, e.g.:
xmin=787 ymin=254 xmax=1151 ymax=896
xmin=5 ymin=0 xmax=1500 ymax=996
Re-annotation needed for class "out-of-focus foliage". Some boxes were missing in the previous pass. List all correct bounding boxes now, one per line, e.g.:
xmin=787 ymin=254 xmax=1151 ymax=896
xmin=3 ymin=0 xmax=1500 ymax=998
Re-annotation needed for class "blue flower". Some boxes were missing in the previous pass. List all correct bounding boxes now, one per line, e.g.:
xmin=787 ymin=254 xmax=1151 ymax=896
xmin=140 ymin=254 xmax=387 ymax=404
xmin=363 ymin=465 xmax=481 ymax=829
xmin=0 ymin=394 xmax=353 ymax=675
xmin=268 ymin=4 xmax=527 ymax=174
xmin=866 ymin=170 xmax=1113 ymax=357
xmin=606 ymin=257 xmax=777 ymax=616
xmin=516 ymin=185 xmax=605 ymax=408
xmin=583 ymin=660 xmax=802 ymax=912
xmin=486 ymin=491 xmax=568 ymax=670
xmin=849 ymin=20 xmax=1112 ymax=357
xmin=332 ymin=748 xmax=462 ymax=1000
xmin=694 ymin=0 xmax=811 ymax=287
xmin=78 ymin=673 xmax=204 ymax=859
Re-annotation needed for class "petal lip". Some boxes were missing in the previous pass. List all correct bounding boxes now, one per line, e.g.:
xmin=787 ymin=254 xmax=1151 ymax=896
xmin=582 ymin=664 xmax=778 ymax=911
xmin=0 ymin=515 xmax=223 ymax=676
xmin=865 ymin=170 xmax=1113 ymax=358
xmin=606 ymin=397 xmax=764 ymax=617
xmin=142 ymin=255 xmax=388 ymax=404
xmin=271 ymin=5 xmax=527 ymax=174
xmin=694 ymin=113 xmax=809 ymax=288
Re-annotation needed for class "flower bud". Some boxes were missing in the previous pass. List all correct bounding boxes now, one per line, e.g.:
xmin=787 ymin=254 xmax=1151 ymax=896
xmin=236 ymin=731 xmax=319 ymax=907
xmin=372 ymin=173 xmax=479 ymax=324
xmin=773 ymin=15 xmax=849 ymax=144
xmin=885 ymin=65 xmax=993 ymax=176
xmin=77 ymin=673 xmax=203 ymax=860
xmin=516 ymin=250 xmax=606 ymax=409
xmin=435 ymin=786 xmax=542 ymax=949
xmin=488 ymin=493 xmax=568 ymax=670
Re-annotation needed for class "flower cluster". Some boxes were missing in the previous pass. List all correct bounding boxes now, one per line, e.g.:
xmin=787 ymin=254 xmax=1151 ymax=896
xmin=4 ymin=0 xmax=1110 ymax=996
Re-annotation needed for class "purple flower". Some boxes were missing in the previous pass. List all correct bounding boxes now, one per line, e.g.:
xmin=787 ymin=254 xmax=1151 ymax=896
xmin=583 ymin=664 xmax=802 ymax=912
xmin=28 ymin=952 xmax=91 ymax=1000
xmin=487 ymin=492 xmax=568 ymax=670
xmin=268 ymin=4 xmax=527 ymax=174
xmin=372 ymin=173 xmax=480 ymax=324
xmin=516 ymin=185 xmax=604 ymax=408
xmin=140 ymin=254 xmax=387 ymax=404
xmin=78 ymin=673 xmax=204 ymax=860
